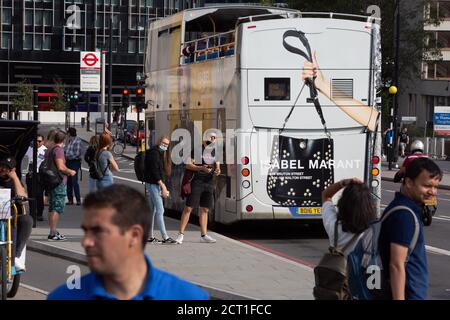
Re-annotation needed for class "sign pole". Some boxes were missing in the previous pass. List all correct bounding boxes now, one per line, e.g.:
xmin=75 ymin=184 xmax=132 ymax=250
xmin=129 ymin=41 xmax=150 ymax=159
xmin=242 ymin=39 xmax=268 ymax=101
xmin=101 ymin=51 xmax=106 ymax=121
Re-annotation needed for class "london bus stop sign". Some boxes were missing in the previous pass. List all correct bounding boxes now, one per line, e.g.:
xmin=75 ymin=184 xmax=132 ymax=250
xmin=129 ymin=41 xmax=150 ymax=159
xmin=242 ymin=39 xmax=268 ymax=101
xmin=80 ymin=51 xmax=101 ymax=92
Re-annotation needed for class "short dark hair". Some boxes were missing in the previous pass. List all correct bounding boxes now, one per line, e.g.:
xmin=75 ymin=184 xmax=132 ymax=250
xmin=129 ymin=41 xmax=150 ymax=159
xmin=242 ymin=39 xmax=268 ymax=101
xmin=337 ymin=183 xmax=377 ymax=234
xmin=54 ymin=130 xmax=66 ymax=144
xmin=68 ymin=127 xmax=77 ymax=137
xmin=83 ymin=184 xmax=150 ymax=248
xmin=404 ymin=157 xmax=442 ymax=183
xmin=37 ymin=133 xmax=44 ymax=140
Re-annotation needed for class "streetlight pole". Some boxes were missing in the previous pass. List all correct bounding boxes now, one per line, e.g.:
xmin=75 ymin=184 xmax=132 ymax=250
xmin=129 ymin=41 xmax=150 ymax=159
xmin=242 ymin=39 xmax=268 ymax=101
xmin=31 ymin=87 xmax=39 ymax=227
xmin=392 ymin=0 xmax=401 ymax=166
xmin=108 ymin=14 xmax=113 ymax=127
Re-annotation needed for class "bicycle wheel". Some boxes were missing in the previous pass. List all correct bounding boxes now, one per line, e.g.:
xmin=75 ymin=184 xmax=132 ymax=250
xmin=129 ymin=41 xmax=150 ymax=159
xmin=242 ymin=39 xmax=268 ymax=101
xmin=112 ymin=142 xmax=124 ymax=156
xmin=0 ymin=245 xmax=7 ymax=300
xmin=7 ymin=274 xmax=20 ymax=298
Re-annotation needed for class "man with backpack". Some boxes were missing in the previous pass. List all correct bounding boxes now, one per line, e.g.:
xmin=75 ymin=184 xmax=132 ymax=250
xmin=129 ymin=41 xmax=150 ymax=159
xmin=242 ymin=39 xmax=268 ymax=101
xmin=379 ymin=158 xmax=442 ymax=299
xmin=43 ymin=130 xmax=76 ymax=241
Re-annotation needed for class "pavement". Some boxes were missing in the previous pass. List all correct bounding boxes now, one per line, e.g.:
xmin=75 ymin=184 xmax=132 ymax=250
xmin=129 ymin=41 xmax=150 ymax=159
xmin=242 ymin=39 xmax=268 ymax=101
xmin=26 ymin=124 xmax=315 ymax=300
xmin=24 ymin=124 xmax=449 ymax=300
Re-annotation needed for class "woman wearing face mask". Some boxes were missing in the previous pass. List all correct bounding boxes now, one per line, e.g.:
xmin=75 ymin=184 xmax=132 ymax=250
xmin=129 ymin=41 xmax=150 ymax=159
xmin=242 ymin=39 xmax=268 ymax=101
xmin=144 ymin=136 xmax=177 ymax=244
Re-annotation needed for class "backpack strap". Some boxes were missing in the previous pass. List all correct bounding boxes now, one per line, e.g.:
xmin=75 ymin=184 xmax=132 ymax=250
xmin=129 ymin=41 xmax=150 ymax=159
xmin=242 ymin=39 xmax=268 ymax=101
xmin=333 ymin=220 xmax=339 ymax=248
xmin=96 ymin=150 xmax=109 ymax=176
xmin=381 ymin=205 xmax=420 ymax=261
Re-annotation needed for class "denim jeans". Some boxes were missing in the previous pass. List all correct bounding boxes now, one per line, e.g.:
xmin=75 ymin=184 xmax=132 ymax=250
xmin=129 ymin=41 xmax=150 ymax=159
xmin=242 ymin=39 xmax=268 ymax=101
xmin=146 ymin=183 xmax=168 ymax=239
xmin=88 ymin=177 xmax=97 ymax=193
xmin=66 ymin=159 xmax=81 ymax=203
xmin=96 ymin=174 xmax=114 ymax=190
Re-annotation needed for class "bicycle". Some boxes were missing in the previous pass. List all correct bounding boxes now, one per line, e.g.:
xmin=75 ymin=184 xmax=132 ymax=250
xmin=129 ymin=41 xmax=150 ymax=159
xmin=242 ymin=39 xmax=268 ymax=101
xmin=0 ymin=195 xmax=29 ymax=300
xmin=112 ymin=136 xmax=126 ymax=156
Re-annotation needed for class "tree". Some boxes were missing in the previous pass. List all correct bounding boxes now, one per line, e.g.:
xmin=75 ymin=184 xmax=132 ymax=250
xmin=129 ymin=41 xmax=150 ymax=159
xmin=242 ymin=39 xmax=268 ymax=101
xmin=11 ymin=80 xmax=33 ymax=112
xmin=52 ymin=78 xmax=68 ymax=111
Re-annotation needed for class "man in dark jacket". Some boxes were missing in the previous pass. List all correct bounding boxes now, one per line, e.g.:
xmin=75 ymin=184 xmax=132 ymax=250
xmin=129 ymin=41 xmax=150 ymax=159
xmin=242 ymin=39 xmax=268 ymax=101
xmin=143 ymin=136 xmax=176 ymax=244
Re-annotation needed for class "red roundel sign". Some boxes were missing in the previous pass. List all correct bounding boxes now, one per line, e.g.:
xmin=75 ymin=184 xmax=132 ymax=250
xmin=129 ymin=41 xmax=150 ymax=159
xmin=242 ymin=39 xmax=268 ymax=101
xmin=82 ymin=53 xmax=99 ymax=67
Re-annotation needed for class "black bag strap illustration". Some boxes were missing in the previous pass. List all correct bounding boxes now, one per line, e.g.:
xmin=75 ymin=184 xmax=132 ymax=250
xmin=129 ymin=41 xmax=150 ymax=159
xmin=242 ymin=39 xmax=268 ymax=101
xmin=282 ymin=30 xmax=331 ymax=140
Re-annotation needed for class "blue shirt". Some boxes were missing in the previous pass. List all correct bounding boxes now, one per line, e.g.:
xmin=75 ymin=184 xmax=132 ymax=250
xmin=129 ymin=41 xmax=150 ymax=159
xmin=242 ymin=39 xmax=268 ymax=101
xmin=379 ymin=192 xmax=428 ymax=300
xmin=47 ymin=255 xmax=209 ymax=300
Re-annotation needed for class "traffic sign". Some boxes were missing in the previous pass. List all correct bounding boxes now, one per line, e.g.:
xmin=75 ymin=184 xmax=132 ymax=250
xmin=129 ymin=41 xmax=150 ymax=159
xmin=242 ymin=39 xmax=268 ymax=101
xmin=80 ymin=51 xmax=101 ymax=92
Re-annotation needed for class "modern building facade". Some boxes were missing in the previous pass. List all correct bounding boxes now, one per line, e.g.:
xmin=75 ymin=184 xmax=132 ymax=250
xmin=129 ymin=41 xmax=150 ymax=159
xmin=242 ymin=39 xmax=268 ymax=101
xmin=0 ymin=0 xmax=201 ymax=113
xmin=399 ymin=0 xmax=450 ymax=130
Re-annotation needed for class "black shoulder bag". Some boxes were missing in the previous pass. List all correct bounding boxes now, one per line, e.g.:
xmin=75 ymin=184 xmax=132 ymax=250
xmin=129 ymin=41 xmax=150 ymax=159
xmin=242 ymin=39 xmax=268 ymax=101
xmin=267 ymin=30 xmax=334 ymax=207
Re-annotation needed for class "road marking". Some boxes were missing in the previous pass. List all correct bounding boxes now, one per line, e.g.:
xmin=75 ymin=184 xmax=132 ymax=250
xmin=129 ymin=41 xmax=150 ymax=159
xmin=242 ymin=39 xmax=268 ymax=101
xmin=20 ymin=283 xmax=49 ymax=295
xmin=383 ymin=190 xmax=396 ymax=193
xmin=81 ymin=167 xmax=143 ymax=184
xmin=426 ymin=245 xmax=450 ymax=257
xmin=435 ymin=216 xmax=450 ymax=222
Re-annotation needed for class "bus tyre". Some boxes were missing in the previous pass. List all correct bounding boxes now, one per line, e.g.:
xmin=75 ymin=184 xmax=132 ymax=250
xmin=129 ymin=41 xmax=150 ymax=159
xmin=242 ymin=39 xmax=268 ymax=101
xmin=1 ymin=246 xmax=7 ymax=300
xmin=7 ymin=274 xmax=20 ymax=298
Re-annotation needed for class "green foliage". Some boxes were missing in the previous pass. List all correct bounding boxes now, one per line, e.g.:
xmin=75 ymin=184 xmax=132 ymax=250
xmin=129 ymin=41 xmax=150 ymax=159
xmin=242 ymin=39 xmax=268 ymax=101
xmin=260 ymin=0 xmax=273 ymax=6
xmin=11 ymin=80 xmax=33 ymax=111
xmin=51 ymin=78 xmax=68 ymax=111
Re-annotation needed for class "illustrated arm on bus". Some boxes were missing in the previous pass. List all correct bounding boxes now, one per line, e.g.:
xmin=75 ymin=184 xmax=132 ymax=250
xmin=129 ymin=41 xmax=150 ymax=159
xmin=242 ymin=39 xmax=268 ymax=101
xmin=302 ymin=51 xmax=379 ymax=132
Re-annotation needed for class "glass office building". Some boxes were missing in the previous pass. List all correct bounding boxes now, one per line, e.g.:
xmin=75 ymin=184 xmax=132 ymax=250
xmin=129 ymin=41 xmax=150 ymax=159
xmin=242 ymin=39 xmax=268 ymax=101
xmin=0 ymin=0 xmax=200 ymax=112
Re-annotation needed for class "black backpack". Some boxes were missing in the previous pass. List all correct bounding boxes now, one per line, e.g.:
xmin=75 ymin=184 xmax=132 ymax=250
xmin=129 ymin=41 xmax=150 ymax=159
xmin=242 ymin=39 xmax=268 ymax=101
xmin=39 ymin=146 xmax=63 ymax=191
xmin=313 ymin=221 xmax=359 ymax=300
xmin=134 ymin=151 xmax=146 ymax=182
xmin=89 ymin=150 xmax=108 ymax=180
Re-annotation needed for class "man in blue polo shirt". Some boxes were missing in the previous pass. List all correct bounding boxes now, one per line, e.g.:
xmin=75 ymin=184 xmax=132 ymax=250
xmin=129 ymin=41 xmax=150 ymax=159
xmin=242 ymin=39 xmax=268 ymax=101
xmin=379 ymin=157 xmax=442 ymax=300
xmin=48 ymin=184 xmax=209 ymax=300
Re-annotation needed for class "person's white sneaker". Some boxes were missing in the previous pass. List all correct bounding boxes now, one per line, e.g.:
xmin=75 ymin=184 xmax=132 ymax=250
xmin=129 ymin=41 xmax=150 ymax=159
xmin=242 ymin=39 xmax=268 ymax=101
xmin=14 ymin=257 xmax=25 ymax=272
xmin=175 ymin=233 xmax=184 ymax=244
xmin=200 ymin=234 xmax=216 ymax=243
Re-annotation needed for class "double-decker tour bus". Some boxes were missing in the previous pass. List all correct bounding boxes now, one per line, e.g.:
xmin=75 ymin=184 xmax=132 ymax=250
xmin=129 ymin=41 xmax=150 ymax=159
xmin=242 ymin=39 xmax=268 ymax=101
xmin=144 ymin=5 xmax=382 ymax=224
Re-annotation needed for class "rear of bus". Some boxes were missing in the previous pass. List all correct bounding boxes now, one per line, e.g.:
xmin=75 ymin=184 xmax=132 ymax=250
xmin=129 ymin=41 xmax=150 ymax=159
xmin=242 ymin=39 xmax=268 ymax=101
xmin=235 ymin=16 xmax=381 ymax=221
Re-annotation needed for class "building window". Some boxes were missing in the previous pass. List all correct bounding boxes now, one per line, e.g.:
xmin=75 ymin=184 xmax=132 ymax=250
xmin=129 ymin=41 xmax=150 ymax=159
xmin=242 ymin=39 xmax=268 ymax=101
xmin=436 ymin=61 xmax=450 ymax=78
xmin=24 ymin=34 xmax=33 ymax=50
xmin=439 ymin=1 xmax=450 ymax=20
xmin=113 ymin=14 xmax=119 ymax=29
xmin=130 ymin=15 xmax=137 ymax=30
xmin=130 ymin=0 xmax=136 ymax=6
xmin=43 ymin=35 xmax=51 ymax=50
xmin=427 ymin=63 xmax=436 ymax=79
xmin=96 ymin=13 xmax=104 ymax=28
xmin=111 ymin=0 xmax=120 ymax=5
xmin=139 ymin=38 xmax=145 ymax=53
xmin=1 ymin=33 xmax=11 ymax=49
xmin=44 ymin=11 xmax=52 ymax=26
xmin=128 ymin=38 xmax=136 ymax=53
xmin=25 ymin=10 xmax=33 ymax=25
xmin=35 ymin=34 xmax=42 ymax=50
xmin=2 ymin=9 xmax=12 ymax=25
xmin=35 ymin=10 xmax=43 ymax=26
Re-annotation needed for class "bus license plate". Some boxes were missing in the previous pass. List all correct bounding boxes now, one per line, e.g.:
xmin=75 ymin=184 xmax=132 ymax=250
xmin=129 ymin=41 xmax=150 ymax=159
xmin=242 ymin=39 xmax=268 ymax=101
xmin=298 ymin=207 xmax=321 ymax=215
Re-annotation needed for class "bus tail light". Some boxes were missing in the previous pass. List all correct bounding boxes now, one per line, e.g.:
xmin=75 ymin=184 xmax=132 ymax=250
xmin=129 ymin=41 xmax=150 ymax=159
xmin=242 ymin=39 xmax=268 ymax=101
xmin=242 ymin=180 xmax=251 ymax=189
xmin=241 ymin=156 xmax=249 ymax=165
xmin=241 ymin=168 xmax=250 ymax=177
xmin=371 ymin=156 xmax=380 ymax=164
xmin=246 ymin=205 xmax=253 ymax=212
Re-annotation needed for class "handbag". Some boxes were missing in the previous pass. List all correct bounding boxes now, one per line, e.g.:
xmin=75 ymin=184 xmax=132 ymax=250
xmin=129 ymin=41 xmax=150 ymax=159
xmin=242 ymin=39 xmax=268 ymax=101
xmin=267 ymin=30 xmax=334 ymax=207
xmin=267 ymin=136 xmax=333 ymax=207
xmin=180 ymin=169 xmax=195 ymax=199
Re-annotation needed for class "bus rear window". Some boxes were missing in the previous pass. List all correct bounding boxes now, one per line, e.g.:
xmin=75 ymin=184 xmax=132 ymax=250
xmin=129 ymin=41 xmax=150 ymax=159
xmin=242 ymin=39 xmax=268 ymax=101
xmin=264 ymin=78 xmax=290 ymax=100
